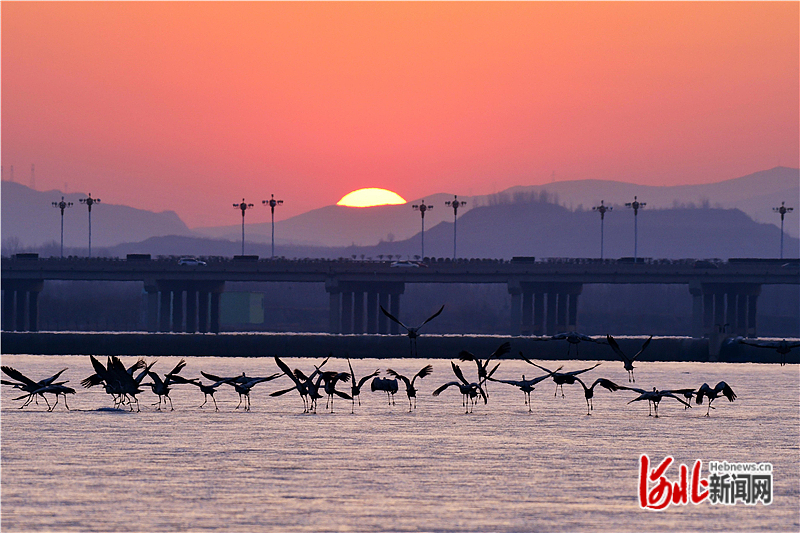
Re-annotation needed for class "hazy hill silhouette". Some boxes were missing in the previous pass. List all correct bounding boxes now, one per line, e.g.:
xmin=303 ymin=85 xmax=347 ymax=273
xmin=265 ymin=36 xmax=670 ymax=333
xmin=1 ymin=181 xmax=195 ymax=249
xmin=193 ymin=166 xmax=799 ymax=246
xmin=3 ymin=166 xmax=797 ymax=256
xmin=98 ymin=194 xmax=798 ymax=261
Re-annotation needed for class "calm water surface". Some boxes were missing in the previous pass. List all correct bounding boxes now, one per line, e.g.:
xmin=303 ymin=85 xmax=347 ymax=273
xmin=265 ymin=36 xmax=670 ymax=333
xmin=2 ymin=355 xmax=798 ymax=532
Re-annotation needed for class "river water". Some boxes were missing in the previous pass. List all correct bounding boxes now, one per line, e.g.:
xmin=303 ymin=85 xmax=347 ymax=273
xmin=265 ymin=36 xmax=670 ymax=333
xmin=2 ymin=354 xmax=798 ymax=532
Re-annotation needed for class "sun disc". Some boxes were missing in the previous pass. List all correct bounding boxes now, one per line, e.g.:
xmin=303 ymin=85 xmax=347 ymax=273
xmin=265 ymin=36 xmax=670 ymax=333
xmin=337 ymin=188 xmax=406 ymax=208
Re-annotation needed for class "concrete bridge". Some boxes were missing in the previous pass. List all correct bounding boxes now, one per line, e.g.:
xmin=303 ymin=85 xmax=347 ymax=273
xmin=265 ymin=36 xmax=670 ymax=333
xmin=2 ymin=254 xmax=797 ymax=341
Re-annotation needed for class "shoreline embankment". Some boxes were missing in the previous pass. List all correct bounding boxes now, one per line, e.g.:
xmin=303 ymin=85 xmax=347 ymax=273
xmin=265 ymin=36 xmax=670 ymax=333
xmin=2 ymin=332 xmax=795 ymax=364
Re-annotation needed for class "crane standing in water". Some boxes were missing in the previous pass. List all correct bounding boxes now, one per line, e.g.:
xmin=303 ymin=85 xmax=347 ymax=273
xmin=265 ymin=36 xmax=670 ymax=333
xmin=458 ymin=341 xmax=510 ymax=399
xmin=487 ymin=365 xmax=563 ymax=412
xmin=346 ymin=358 xmax=380 ymax=413
xmin=386 ymin=364 xmax=433 ymax=411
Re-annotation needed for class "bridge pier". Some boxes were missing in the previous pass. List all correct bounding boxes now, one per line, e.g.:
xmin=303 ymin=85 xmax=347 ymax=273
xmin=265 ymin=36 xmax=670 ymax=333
xmin=508 ymin=282 xmax=582 ymax=336
xmin=689 ymin=282 xmax=761 ymax=339
xmin=326 ymin=279 xmax=404 ymax=334
xmin=1 ymin=280 xmax=44 ymax=332
xmin=151 ymin=281 xmax=225 ymax=334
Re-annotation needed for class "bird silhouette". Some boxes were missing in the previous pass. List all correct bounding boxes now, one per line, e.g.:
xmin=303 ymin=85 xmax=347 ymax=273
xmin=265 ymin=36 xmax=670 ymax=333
xmin=2 ymin=366 xmax=69 ymax=410
xmin=432 ymin=362 xmax=487 ymax=414
xmin=23 ymin=383 xmax=76 ymax=411
xmin=521 ymin=357 xmax=601 ymax=398
xmin=318 ymin=370 xmax=351 ymax=413
xmin=386 ymin=364 xmax=433 ymax=411
xmin=573 ymin=376 xmax=621 ymax=415
xmin=458 ymin=341 xmax=509 ymax=398
xmin=169 ymin=374 xmax=231 ymax=411
xmin=346 ymin=358 xmax=380 ymax=413
xmin=270 ymin=356 xmax=329 ymax=413
xmin=737 ymin=337 xmax=800 ymax=366
xmin=532 ymin=332 xmax=606 ymax=357
xmin=201 ymin=370 xmax=281 ymax=411
xmin=380 ymin=304 xmax=444 ymax=357
xmin=606 ymin=334 xmax=652 ymax=382
xmin=487 ymin=365 xmax=563 ymax=412
xmin=82 ymin=356 xmax=153 ymax=411
xmin=620 ymin=386 xmax=692 ymax=417
xmin=370 ymin=376 xmax=399 ymax=406
xmin=146 ymin=359 xmax=187 ymax=410
xmin=695 ymin=381 xmax=736 ymax=416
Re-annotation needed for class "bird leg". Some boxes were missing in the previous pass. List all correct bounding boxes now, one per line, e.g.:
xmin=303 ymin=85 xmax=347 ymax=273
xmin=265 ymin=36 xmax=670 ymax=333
xmin=212 ymin=396 xmax=219 ymax=411
xmin=168 ymin=396 xmax=174 ymax=411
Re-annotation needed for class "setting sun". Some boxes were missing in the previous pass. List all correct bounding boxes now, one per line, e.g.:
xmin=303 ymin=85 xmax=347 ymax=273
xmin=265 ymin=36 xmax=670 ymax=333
xmin=337 ymin=188 xmax=407 ymax=208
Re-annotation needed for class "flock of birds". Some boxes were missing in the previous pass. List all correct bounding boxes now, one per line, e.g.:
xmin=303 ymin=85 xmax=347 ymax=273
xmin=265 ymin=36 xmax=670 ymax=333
xmin=2 ymin=334 xmax=743 ymax=418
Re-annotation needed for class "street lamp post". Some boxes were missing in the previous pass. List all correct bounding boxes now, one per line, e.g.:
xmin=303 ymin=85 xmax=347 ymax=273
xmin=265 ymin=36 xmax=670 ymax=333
xmin=52 ymin=196 xmax=73 ymax=258
xmin=233 ymin=198 xmax=254 ymax=256
xmin=412 ymin=200 xmax=433 ymax=259
xmin=262 ymin=194 xmax=284 ymax=258
xmin=773 ymin=201 xmax=794 ymax=259
xmin=592 ymin=200 xmax=612 ymax=260
xmin=79 ymin=193 xmax=100 ymax=257
xmin=445 ymin=195 xmax=467 ymax=260
xmin=624 ymin=196 xmax=645 ymax=262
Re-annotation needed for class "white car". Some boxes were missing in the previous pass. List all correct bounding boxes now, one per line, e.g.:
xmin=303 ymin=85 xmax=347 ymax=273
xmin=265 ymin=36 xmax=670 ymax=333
xmin=178 ymin=257 xmax=207 ymax=266
xmin=390 ymin=260 xmax=421 ymax=268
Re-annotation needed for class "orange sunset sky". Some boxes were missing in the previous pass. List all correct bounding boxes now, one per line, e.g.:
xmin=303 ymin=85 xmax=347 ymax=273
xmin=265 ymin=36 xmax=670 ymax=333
xmin=2 ymin=2 xmax=798 ymax=228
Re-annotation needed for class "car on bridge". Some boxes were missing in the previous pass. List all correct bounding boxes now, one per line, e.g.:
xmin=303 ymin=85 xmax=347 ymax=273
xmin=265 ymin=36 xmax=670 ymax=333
xmin=390 ymin=260 xmax=424 ymax=268
xmin=178 ymin=257 xmax=207 ymax=266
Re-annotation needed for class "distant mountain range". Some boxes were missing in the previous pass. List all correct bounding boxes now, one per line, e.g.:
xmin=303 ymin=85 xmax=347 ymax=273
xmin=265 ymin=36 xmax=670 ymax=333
xmin=2 ymin=167 xmax=798 ymax=260
xmin=194 ymin=166 xmax=800 ymax=246
xmin=1 ymin=181 xmax=194 ymax=249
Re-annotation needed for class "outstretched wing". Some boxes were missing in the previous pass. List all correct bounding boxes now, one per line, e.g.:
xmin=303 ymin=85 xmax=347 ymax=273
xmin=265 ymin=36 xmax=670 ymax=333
xmin=417 ymin=305 xmax=445 ymax=330
xmin=520 ymin=355 xmax=554 ymax=375
xmin=270 ymin=386 xmax=298 ymax=397
xmin=606 ymin=335 xmax=630 ymax=362
xmin=0 ymin=366 xmax=37 ymax=387
xmin=451 ymin=362 xmax=470 ymax=386
xmin=566 ymin=363 xmax=601 ymax=377
xmin=489 ymin=341 xmax=512 ymax=359
xmin=715 ymin=381 xmax=736 ymax=402
xmin=42 ymin=368 xmax=69 ymax=385
xmin=168 ymin=374 xmax=200 ymax=387
xmin=412 ymin=364 xmax=434 ymax=386
xmin=528 ymin=365 xmax=565 ymax=385
xmin=695 ymin=383 xmax=711 ymax=404
xmin=385 ymin=368 xmax=410 ymax=388
xmin=274 ymin=356 xmax=302 ymax=387
xmin=458 ymin=350 xmax=476 ymax=362
xmin=166 ymin=359 xmax=187 ymax=378
xmin=618 ymin=385 xmax=648 ymax=395
xmin=477 ymin=385 xmax=488 ymax=404
xmin=632 ymin=336 xmax=653 ymax=360
xmin=380 ymin=305 xmax=409 ymax=331
xmin=485 ymin=362 xmax=501 ymax=381
xmin=432 ymin=381 xmax=460 ymax=396
xmin=662 ymin=392 xmax=692 ymax=408
xmin=592 ymin=378 xmax=621 ymax=392
xmin=357 ymin=370 xmax=380 ymax=389
xmin=201 ymin=371 xmax=228 ymax=383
